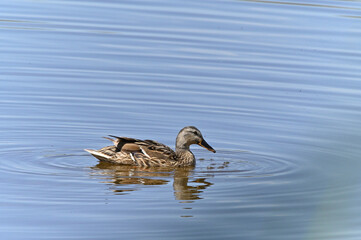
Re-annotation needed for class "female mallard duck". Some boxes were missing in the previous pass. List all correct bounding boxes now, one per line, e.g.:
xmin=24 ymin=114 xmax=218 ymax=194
xmin=85 ymin=126 xmax=215 ymax=167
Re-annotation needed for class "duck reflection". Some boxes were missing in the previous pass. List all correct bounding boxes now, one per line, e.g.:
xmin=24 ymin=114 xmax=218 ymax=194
xmin=91 ymin=162 xmax=213 ymax=201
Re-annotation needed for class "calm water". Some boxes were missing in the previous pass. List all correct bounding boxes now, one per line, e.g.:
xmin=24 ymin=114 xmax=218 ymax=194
xmin=1 ymin=0 xmax=361 ymax=239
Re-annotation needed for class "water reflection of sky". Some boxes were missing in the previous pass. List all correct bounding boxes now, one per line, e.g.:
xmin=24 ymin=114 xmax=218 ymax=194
xmin=1 ymin=0 xmax=361 ymax=239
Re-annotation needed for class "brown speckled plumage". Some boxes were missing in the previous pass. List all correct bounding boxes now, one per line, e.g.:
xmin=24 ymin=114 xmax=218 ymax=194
xmin=85 ymin=126 xmax=215 ymax=167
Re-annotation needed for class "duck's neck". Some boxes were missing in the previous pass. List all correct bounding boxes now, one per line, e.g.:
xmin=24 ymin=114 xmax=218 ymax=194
xmin=175 ymin=148 xmax=195 ymax=166
xmin=175 ymin=135 xmax=195 ymax=166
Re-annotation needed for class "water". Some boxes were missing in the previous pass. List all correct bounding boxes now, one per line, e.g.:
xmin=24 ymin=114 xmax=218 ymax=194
xmin=1 ymin=0 xmax=361 ymax=239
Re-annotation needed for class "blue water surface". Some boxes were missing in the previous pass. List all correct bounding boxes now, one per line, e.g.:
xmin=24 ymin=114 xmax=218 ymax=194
xmin=1 ymin=0 xmax=361 ymax=239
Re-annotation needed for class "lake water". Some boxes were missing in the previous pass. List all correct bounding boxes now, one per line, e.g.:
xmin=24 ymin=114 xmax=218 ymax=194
xmin=1 ymin=0 xmax=361 ymax=239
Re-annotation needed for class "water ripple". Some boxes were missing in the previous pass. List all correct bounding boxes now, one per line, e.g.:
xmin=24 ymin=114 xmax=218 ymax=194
xmin=0 ymin=148 xmax=88 ymax=177
xmin=196 ymin=150 xmax=297 ymax=178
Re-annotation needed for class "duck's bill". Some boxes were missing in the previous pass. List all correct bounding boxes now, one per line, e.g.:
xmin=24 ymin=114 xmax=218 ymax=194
xmin=198 ymin=139 xmax=216 ymax=153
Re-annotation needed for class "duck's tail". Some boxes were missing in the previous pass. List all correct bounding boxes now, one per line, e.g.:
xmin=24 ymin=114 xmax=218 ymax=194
xmin=84 ymin=149 xmax=112 ymax=162
xmin=103 ymin=136 xmax=116 ymax=143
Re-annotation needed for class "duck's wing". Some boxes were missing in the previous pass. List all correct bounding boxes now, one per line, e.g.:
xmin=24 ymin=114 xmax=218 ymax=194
xmin=105 ymin=136 xmax=177 ymax=161
xmin=138 ymin=139 xmax=177 ymax=161
xmin=131 ymin=140 xmax=178 ymax=167
xmin=104 ymin=135 xmax=142 ymax=152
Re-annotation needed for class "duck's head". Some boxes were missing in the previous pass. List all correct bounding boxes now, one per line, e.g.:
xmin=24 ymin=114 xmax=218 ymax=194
xmin=176 ymin=126 xmax=216 ymax=153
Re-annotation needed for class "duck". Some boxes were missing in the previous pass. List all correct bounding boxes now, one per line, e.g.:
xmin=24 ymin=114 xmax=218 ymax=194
xmin=84 ymin=126 xmax=215 ymax=167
